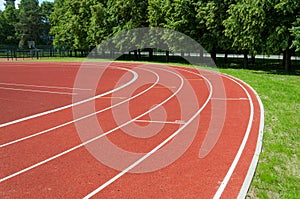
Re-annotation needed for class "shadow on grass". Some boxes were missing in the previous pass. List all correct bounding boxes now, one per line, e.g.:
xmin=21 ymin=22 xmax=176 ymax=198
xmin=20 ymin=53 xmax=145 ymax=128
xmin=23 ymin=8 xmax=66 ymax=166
xmin=216 ymin=57 xmax=300 ymax=76
xmin=115 ymin=53 xmax=300 ymax=76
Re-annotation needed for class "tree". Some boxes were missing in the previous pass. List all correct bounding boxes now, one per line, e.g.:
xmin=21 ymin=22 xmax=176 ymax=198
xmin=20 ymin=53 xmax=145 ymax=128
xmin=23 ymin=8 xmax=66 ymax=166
xmin=0 ymin=11 xmax=5 ymax=44
xmin=50 ymin=0 xmax=73 ymax=48
xmin=87 ymin=1 xmax=108 ymax=47
xmin=15 ymin=0 xmax=43 ymax=48
xmin=148 ymin=0 xmax=200 ymax=61
xmin=291 ymin=17 xmax=300 ymax=52
xmin=264 ymin=0 xmax=300 ymax=72
xmin=224 ymin=0 xmax=300 ymax=71
xmin=0 ymin=3 xmax=18 ymax=45
xmin=107 ymin=0 xmax=148 ymax=34
xmin=223 ymin=0 xmax=265 ymax=68
xmin=51 ymin=0 xmax=103 ymax=50
xmin=105 ymin=0 xmax=148 ymax=58
xmin=40 ymin=1 xmax=54 ymax=45
xmin=196 ymin=0 xmax=234 ymax=63
xmin=148 ymin=0 xmax=171 ymax=28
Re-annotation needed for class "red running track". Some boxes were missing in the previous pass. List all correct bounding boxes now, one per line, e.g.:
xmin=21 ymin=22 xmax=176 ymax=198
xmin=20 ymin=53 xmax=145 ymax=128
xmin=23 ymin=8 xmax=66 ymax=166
xmin=0 ymin=62 xmax=264 ymax=198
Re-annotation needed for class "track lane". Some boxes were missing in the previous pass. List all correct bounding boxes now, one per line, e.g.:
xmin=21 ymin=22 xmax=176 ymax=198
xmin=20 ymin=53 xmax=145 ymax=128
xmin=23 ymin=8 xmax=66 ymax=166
xmin=0 ymin=64 xmax=137 ymax=127
xmin=0 ymin=66 xmax=138 ymax=146
xmin=79 ymin=66 xmax=251 ymax=198
xmin=218 ymin=74 xmax=263 ymax=198
xmin=0 ymin=67 xmax=158 ymax=148
xmin=0 ymin=64 xmax=211 ymax=198
xmin=0 ymin=65 xmax=186 ymax=184
xmin=0 ymin=63 xmax=263 ymax=198
xmin=83 ymin=67 xmax=213 ymax=198
xmin=0 ymin=67 xmax=159 ymax=178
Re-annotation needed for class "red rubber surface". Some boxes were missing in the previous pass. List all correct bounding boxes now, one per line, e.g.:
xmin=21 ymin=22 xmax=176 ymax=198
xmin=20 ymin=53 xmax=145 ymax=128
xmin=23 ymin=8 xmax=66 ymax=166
xmin=0 ymin=62 xmax=263 ymax=198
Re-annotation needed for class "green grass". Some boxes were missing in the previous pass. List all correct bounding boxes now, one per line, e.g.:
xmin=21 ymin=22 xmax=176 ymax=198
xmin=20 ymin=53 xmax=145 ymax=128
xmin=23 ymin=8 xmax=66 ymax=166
xmin=1 ymin=58 xmax=298 ymax=198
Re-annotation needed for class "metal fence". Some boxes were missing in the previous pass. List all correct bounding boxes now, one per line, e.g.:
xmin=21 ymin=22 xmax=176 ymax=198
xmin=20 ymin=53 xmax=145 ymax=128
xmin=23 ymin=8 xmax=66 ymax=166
xmin=0 ymin=46 xmax=299 ymax=72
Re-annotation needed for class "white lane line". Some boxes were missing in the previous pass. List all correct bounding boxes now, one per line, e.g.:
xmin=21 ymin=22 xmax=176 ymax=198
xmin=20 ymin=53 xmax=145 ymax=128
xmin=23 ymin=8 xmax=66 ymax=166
xmin=211 ymin=97 xmax=248 ymax=100
xmin=83 ymin=69 xmax=213 ymax=199
xmin=213 ymin=73 xmax=254 ymax=199
xmin=0 ymin=68 xmax=159 ymax=148
xmin=0 ymin=82 xmax=92 ymax=91
xmin=0 ymin=86 xmax=77 ymax=96
xmin=232 ymin=77 xmax=264 ymax=199
xmin=134 ymin=120 xmax=186 ymax=125
xmin=0 ymin=67 xmax=138 ymax=128
xmin=0 ymin=67 xmax=184 ymax=183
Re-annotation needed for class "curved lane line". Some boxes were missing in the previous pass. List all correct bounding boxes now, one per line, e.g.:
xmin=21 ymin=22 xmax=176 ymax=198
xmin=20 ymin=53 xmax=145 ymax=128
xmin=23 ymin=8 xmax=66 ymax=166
xmin=0 ymin=68 xmax=159 ymax=148
xmin=83 ymin=67 xmax=213 ymax=199
xmin=0 ymin=66 xmax=184 ymax=183
xmin=0 ymin=67 xmax=138 ymax=128
xmin=226 ymin=76 xmax=264 ymax=199
xmin=213 ymin=73 xmax=254 ymax=199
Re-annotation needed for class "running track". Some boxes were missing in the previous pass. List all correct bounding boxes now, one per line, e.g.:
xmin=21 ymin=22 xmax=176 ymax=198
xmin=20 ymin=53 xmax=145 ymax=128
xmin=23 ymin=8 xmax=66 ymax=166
xmin=0 ymin=62 xmax=264 ymax=198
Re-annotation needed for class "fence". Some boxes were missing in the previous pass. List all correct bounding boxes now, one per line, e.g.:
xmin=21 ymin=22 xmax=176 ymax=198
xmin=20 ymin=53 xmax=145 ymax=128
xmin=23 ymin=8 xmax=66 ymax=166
xmin=0 ymin=47 xmax=299 ymax=72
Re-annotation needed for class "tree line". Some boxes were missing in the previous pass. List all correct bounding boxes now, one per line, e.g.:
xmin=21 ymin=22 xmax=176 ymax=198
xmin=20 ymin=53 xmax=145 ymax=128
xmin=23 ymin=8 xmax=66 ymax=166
xmin=0 ymin=0 xmax=299 ymax=71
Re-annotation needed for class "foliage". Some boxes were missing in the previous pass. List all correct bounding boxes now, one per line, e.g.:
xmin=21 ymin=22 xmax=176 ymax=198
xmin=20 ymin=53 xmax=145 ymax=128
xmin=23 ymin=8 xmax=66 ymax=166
xmin=87 ymin=1 xmax=107 ymax=47
xmin=40 ymin=1 xmax=54 ymax=45
xmin=0 ymin=3 xmax=18 ymax=45
xmin=291 ymin=18 xmax=300 ymax=52
xmin=0 ymin=0 xmax=299 ymax=71
xmin=196 ymin=0 xmax=234 ymax=52
xmin=223 ymin=0 xmax=265 ymax=54
xmin=50 ymin=0 xmax=73 ymax=48
xmin=15 ymin=0 xmax=43 ymax=48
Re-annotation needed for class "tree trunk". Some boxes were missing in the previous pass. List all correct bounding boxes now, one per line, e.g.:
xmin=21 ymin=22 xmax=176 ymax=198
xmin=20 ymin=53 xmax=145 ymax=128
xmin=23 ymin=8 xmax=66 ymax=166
xmin=284 ymin=48 xmax=291 ymax=73
xmin=138 ymin=49 xmax=141 ymax=59
xmin=282 ymin=51 xmax=286 ymax=67
xmin=224 ymin=51 xmax=228 ymax=64
xmin=284 ymin=37 xmax=293 ymax=73
xmin=243 ymin=51 xmax=248 ymax=69
xmin=251 ymin=54 xmax=255 ymax=64
xmin=210 ymin=47 xmax=217 ymax=63
xmin=166 ymin=50 xmax=169 ymax=62
xmin=134 ymin=50 xmax=138 ymax=60
xmin=149 ymin=48 xmax=153 ymax=60
xmin=200 ymin=48 xmax=204 ymax=59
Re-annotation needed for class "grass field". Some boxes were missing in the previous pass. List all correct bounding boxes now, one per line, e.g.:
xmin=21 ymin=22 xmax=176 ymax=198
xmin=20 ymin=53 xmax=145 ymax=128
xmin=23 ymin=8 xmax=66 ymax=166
xmin=1 ymin=58 xmax=299 ymax=198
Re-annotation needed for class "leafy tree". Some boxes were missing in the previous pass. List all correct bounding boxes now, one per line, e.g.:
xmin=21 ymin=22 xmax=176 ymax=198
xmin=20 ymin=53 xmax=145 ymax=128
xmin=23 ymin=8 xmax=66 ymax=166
xmin=148 ymin=0 xmax=171 ymax=28
xmin=40 ymin=1 xmax=54 ymax=45
xmin=148 ymin=0 xmax=200 ymax=61
xmin=105 ymin=0 xmax=148 ymax=57
xmin=196 ymin=0 xmax=234 ymax=63
xmin=87 ymin=1 xmax=108 ymax=47
xmin=264 ymin=0 xmax=300 ymax=72
xmin=50 ymin=0 xmax=73 ymax=48
xmin=0 ymin=3 xmax=18 ymax=45
xmin=225 ymin=0 xmax=299 ymax=71
xmin=51 ymin=0 xmax=102 ymax=50
xmin=15 ymin=0 xmax=43 ymax=48
xmin=0 ymin=11 xmax=5 ymax=44
xmin=291 ymin=18 xmax=300 ymax=52
xmin=223 ymin=0 xmax=265 ymax=68
xmin=107 ymin=0 xmax=148 ymax=34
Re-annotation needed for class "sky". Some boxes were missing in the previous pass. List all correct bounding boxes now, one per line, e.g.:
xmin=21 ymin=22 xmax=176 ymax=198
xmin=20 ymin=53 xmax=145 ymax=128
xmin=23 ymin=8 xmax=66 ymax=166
xmin=0 ymin=0 xmax=54 ymax=11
